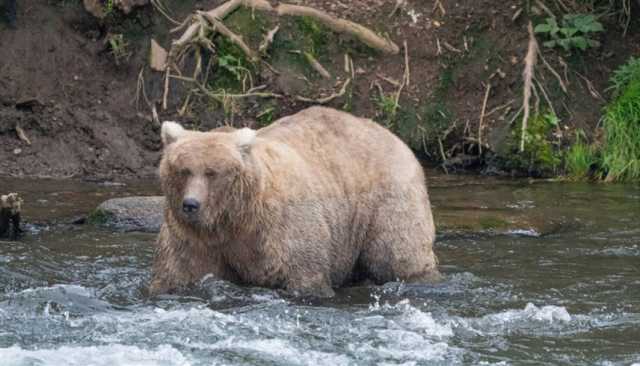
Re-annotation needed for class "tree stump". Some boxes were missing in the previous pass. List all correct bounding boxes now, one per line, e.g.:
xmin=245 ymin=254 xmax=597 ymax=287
xmin=0 ymin=193 xmax=23 ymax=240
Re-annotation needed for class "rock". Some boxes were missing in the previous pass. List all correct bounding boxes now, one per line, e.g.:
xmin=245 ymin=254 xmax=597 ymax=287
xmin=433 ymin=207 xmax=564 ymax=237
xmin=149 ymin=39 xmax=167 ymax=72
xmin=90 ymin=196 xmax=164 ymax=232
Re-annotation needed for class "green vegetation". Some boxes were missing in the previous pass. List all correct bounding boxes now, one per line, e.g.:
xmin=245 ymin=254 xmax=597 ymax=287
xmin=496 ymin=112 xmax=563 ymax=176
xmin=608 ymin=56 xmax=640 ymax=96
xmin=87 ymin=209 xmax=114 ymax=226
xmin=601 ymin=70 xmax=640 ymax=181
xmin=256 ymin=104 xmax=277 ymax=127
xmin=565 ymin=130 xmax=598 ymax=180
xmin=373 ymin=93 xmax=398 ymax=127
xmin=534 ymin=14 xmax=603 ymax=52
xmin=107 ymin=33 xmax=131 ymax=65
xmin=103 ymin=0 xmax=114 ymax=15
xmin=556 ymin=56 xmax=640 ymax=182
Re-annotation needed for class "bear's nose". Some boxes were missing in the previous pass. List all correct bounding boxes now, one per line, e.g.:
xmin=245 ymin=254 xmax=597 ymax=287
xmin=182 ymin=198 xmax=200 ymax=214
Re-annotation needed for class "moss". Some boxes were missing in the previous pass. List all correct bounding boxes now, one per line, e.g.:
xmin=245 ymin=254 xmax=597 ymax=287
xmin=268 ymin=16 xmax=334 ymax=80
xmin=478 ymin=216 xmax=511 ymax=230
xmin=87 ymin=209 xmax=114 ymax=226
xmin=294 ymin=16 xmax=329 ymax=56
xmin=223 ymin=7 xmax=271 ymax=47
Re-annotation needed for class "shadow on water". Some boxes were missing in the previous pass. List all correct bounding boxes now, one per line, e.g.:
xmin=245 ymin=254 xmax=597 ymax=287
xmin=0 ymin=175 xmax=639 ymax=365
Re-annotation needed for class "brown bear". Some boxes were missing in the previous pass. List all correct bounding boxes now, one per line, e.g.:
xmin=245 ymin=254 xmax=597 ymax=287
xmin=149 ymin=106 xmax=440 ymax=297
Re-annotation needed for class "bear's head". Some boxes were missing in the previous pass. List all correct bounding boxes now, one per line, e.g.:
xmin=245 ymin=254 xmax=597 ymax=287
xmin=159 ymin=121 xmax=257 ymax=230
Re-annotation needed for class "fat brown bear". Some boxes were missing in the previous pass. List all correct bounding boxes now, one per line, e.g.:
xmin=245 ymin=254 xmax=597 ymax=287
xmin=149 ymin=106 xmax=440 ymax=297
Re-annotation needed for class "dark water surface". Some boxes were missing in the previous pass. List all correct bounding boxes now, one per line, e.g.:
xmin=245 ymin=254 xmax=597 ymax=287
xmin=0 ymin=176 xmax=639 ymax=365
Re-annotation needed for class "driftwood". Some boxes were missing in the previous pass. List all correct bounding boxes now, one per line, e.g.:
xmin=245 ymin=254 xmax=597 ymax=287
xmin=0 ymin=193 xmax=23 ymax=240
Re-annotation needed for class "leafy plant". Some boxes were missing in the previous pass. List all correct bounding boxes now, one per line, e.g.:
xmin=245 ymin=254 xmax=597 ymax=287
xmin=103 ymin=0 xmax=114 ymax=15
xmin=107 ymin=34 xmax=131 ymax=65
xmin=608 ymin=56 xmax=640 ymax=97
xmin=374 ymin=93 xmax=399 ymax=127
xmin=218 ymin=54 xmax=249 ymax=82
xmin=534 ymin=14 xmax=604 ymax=52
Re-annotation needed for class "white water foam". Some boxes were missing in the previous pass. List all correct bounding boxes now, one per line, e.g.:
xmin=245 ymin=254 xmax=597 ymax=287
xmin=0 ymin=344 xmax=190 ymax=366
xmin=451 ymin=303 xmax=572 ymax=336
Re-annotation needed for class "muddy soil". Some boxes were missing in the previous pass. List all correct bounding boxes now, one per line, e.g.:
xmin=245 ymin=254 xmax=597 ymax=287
xmin=0 ymin=0 xmax=638 ymax=179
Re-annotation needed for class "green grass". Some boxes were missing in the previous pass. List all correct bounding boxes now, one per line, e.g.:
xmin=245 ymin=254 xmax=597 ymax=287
xmin=565 ymin=130 xmax=597 ymax=180
xmin=601 ymin=75 xmax=640 ymax=181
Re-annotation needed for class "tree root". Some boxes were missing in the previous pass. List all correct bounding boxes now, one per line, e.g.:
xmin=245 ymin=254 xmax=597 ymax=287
xmin=520 ymin=22 xmax=538 ymax=152
xmin=296 ymin=78 xmax=351 ymax=104
xmin=162 ymin=0 xmax=398 ymax=114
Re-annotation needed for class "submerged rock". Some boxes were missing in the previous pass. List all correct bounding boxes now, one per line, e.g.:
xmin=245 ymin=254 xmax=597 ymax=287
xmin=91 ymin=196 xmax=164 ymax=232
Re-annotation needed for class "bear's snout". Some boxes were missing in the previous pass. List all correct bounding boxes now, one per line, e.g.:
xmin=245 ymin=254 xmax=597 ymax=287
xmin=182 ymin=198 xmax=200 ymax=214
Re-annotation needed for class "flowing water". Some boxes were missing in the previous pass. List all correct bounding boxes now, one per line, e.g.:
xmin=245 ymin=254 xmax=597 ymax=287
xmin=0 ymin=176 xmax=639 ymax=365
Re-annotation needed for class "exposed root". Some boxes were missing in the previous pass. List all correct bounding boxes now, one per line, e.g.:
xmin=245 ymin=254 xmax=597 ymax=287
xmin=485 ymin=99 xmax=514 ymax=118
xmin=478 ymin=82 xmax=491 ymax=155
xmin=539 ymin=52 xmax=567 ymax=94
xmin=520 ymin=22 xmax=538 ymax=152
xmin=259 ymin=25 xmax=280 ymax=54
xmin=303 ymin=52 xmax=331 ymax=79
xmin=390 ymin=41 xmax=411 ymax=115
xmin=151 ymin=0 xmax=181 ymax=25
xmin=403 ymin=40 xmax=410 ymax=87
xmin=203 ymin=13 xmax=258 ymax=61
xmin=534 ymin=76 xmax=557 ymax=118
xmin=15 ymin=126 xmax=31 ymax=146
xmin=173 ymin=0 xmax=399 ymax=54
xmin=388 ymin=0 xmax=406 ymax=17
xmin=574 ymin=71 xmax=603 ymax=100
xmin=163 ymin=0 xmax=399 ymax=111
xmin=296 ymin=78 xmax=351 ymax=104
xmin=276 ymin=3 xmax=399 ymax=54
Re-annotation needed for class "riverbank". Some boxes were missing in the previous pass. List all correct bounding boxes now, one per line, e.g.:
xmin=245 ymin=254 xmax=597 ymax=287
xmin=1 ymin=0 xmax=638 ymax=180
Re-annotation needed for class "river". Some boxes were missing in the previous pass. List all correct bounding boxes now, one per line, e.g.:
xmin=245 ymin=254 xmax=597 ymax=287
xmin=0 ymin=175 xmax=639 ymax=365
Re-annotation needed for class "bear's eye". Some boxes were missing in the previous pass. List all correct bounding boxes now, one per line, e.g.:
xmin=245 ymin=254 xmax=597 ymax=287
xmin=179 ymin=168 xmax=191 ymax=177
xmin=205 ymin=169 xmax=217 ymax=178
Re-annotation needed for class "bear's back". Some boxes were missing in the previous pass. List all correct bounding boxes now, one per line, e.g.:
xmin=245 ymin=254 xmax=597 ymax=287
xmin=256 ymin=106 xmax=423 ymax=192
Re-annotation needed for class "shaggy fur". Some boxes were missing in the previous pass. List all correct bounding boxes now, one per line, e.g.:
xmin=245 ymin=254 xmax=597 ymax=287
xmin=150 ymin=106 xmax=440 ymax=297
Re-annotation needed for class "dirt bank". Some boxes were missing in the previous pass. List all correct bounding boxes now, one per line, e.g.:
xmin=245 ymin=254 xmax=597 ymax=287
xmin=0 ymin=0 xmax=638 ymax=179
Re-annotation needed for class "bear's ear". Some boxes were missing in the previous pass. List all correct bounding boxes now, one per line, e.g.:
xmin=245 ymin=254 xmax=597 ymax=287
xmin=233 ymin=128 xmax=256 ymax=152
xmin=161 ymin=121 xmax=186 ymax=146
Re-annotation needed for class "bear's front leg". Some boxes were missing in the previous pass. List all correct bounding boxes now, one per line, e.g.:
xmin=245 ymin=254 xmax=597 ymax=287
xmin=149 ymin=223 xmax=227 ymax=296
